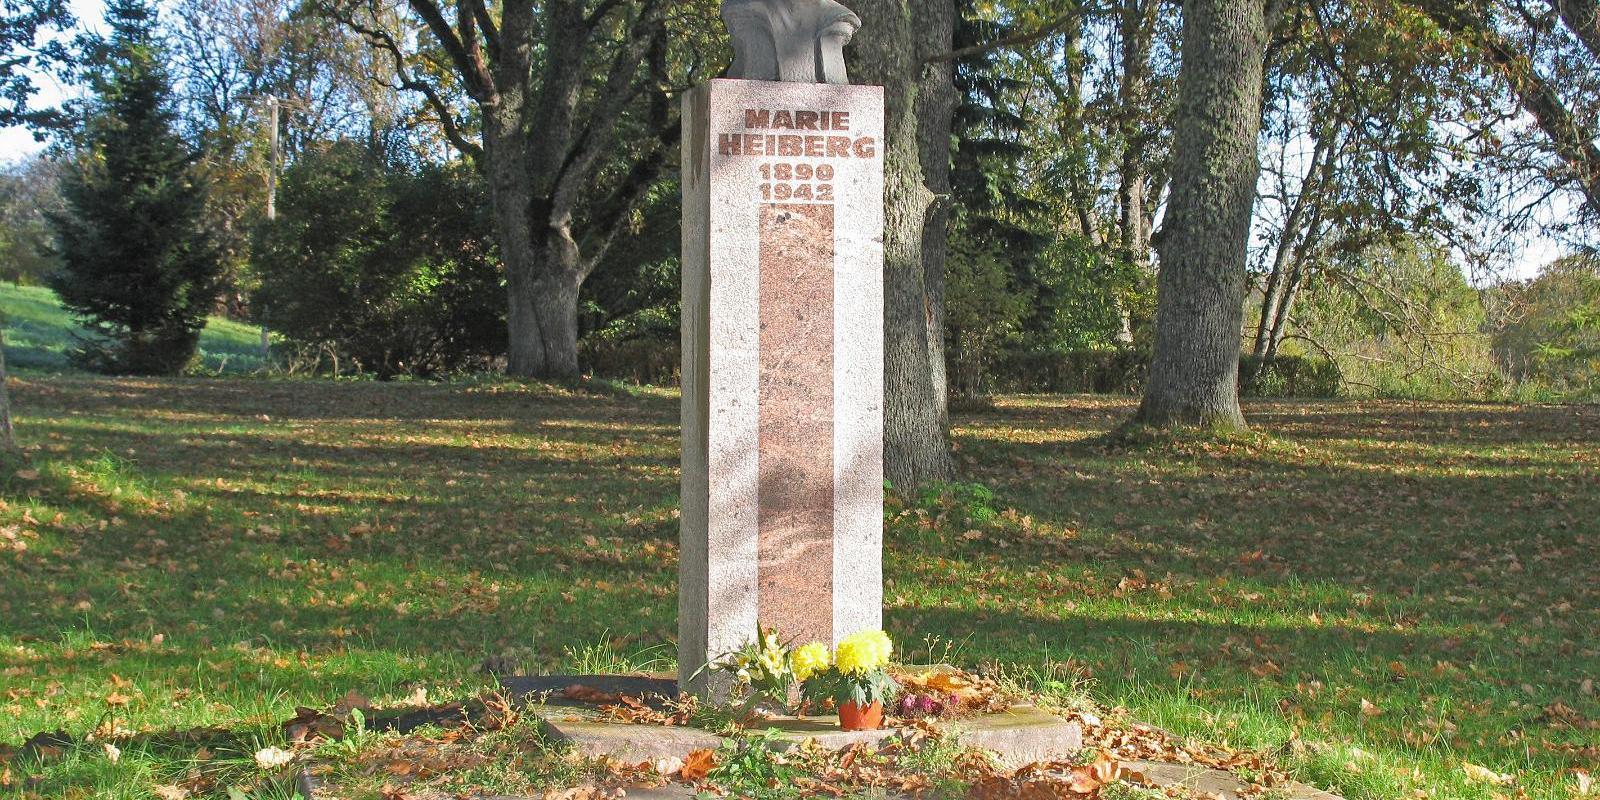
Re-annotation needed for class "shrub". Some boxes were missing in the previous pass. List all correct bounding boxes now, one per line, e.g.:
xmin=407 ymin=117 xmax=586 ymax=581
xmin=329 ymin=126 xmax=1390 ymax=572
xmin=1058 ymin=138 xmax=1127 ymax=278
xmin=252 ymin=142 xmax=504 ymax=378
xmin=1239 ymin=354 xmax=1342 ymax=398
xmin=579 ymin=337 xmax=678 ymax=385
xmin=984 ymin=348 xmax=1340 ymax=398
xmin=1490 ymin=256 xmax=1600 ymax=401
xmin=985 ymin=348 xmax=1148 ymax=394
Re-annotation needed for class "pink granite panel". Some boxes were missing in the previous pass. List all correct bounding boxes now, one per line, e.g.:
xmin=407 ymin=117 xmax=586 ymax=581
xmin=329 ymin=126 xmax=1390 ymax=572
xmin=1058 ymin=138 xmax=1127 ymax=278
xmin=757 ymin=203 xmax=835 ymax=647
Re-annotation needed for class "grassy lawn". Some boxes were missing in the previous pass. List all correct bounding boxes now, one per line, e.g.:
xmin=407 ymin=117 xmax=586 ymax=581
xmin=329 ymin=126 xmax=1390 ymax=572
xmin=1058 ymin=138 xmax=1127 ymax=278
xmin=0 ymin=374 xmax=1595 ymax=798
xmin=2 ymin=284 xmax=271 ymax=374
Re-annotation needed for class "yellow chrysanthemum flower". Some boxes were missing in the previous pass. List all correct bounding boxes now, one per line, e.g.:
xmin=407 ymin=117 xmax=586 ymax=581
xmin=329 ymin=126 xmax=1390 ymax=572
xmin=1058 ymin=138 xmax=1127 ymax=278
xmin=792 ymin=642 xmax=831 ymax=681
xmin=834 ymin=630 xmax=893 ymax=675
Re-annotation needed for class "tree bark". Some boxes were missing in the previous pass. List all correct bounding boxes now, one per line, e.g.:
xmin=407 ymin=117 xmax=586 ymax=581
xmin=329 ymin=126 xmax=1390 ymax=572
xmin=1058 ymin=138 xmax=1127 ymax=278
xmin=852 ymin=0 xmax=957 ymax=489
xmin=1135 ymin=0 xmax=1272 ymax=430
xmin=0 ymin=327 xmax=15 ymax=451
xmin=917 ymin=51 xmax=956 ymax=448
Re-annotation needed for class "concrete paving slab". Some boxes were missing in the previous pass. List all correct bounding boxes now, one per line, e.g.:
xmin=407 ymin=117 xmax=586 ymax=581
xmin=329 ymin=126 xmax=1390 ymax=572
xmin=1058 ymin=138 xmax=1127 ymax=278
xmin=950 ymin=705 xmax=1083 ymax=768
xmin=544 ymin=720 xmax=724 ymax=775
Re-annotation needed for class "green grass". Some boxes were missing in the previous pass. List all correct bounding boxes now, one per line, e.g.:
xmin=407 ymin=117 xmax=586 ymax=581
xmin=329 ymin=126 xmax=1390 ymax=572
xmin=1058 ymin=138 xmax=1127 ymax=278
xmin=0 ymin=376 xmax=1595 ymax=799
xmin=1 ymin=284 xmax=272 ymax=374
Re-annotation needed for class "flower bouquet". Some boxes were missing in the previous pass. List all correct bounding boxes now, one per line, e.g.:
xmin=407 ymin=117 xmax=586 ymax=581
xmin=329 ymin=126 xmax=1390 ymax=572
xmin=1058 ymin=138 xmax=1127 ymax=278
xmin=798 ymin=630 xmax=900 ymax=730
xmin=707 ymin=626 xmax=799 ymax=718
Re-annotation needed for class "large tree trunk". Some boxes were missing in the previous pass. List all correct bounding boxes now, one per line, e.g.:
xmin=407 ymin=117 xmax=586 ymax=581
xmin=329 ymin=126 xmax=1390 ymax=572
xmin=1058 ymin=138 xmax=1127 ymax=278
xmin=917 ymin=20 xmax=958 ymax=463
xmin=501 ymin=250 xmax=583 ymax=378
xmin=1135 ymin=0 xmax=1272 ymax=430
xmin=852 ymin=0 xmax=957 ymax=490
xmin=1 ymin=327 xmax=14 ymax=451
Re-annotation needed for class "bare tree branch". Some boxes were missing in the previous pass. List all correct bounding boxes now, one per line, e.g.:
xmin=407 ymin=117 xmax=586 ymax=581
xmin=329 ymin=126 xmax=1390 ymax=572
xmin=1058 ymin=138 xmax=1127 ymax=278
xmin=406 ymin=0 xmax=495 ymax=101
xmin=340 ymin=8 xmax=483 ymax=163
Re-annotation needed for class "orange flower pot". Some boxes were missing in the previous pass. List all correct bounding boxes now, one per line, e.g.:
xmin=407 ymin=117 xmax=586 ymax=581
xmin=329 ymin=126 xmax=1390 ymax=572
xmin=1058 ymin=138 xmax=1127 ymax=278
xmin=838 ymin=700 xmax=884 ymax=731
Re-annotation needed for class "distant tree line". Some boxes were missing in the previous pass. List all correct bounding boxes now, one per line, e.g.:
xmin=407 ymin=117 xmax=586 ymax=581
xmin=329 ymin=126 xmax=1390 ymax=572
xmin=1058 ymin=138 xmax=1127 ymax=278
xmin=3 ymin=0 xmax=1597 ymax=481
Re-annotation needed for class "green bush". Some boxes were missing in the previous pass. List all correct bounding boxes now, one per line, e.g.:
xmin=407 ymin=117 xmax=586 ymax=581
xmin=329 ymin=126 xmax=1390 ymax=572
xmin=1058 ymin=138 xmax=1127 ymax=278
xmin=579 ymin=337 xmax=679 ymax=385
xmin=1490 ymin=256 xmax=1600 ymax=402
xmin=1239 ymin=354 xmax=1342 ymax=398
xmin=985 ymin=347 xmax=1148 ymax=394
xmin=252 ymin=142 xmax=505 ymax=379
xmin=984 ymin=348 xmax=1340 ymax=398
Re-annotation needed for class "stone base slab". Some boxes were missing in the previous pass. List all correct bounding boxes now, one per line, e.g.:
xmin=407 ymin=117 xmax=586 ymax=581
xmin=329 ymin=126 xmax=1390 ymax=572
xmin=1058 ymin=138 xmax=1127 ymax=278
xmin=544 ymin=719 xmax=724 ymax=775
xmin=539 ymin=704 xmax=1080 ymax=774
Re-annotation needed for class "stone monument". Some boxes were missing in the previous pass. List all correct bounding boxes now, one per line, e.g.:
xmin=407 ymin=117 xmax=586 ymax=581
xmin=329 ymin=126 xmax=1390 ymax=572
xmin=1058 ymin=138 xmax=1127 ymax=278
xmin=679 ymin=0 xmax=885 ymax=696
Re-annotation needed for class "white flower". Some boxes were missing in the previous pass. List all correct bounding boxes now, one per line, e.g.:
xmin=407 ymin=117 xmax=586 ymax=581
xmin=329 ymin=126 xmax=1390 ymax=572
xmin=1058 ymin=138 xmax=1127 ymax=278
xmin=254 ymin=746 xmax=295 ymax=770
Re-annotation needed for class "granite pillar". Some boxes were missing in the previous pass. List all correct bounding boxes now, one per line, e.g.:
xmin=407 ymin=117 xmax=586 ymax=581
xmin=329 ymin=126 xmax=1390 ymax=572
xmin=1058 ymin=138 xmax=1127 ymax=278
xmin=679 ymin=79 xmax=885 ymax=696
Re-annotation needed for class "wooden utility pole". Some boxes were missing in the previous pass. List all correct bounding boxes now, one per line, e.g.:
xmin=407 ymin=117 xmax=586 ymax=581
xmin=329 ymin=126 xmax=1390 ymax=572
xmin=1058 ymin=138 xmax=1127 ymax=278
xmin=1 ymin=326 xmax=16 ymax=451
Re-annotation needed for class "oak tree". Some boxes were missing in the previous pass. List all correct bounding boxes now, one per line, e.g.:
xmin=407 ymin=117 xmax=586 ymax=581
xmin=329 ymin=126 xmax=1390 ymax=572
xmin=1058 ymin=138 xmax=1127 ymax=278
xmin=1136 ymin=0 xmax=1283 ymax=429
xmin=330 ymin=0 xmax=710 ymax=379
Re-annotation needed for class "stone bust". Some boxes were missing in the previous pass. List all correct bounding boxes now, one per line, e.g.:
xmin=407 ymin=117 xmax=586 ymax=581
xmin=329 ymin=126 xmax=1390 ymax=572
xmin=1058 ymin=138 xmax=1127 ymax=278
xmin=721 ymin=0 xmax=862 ymax=84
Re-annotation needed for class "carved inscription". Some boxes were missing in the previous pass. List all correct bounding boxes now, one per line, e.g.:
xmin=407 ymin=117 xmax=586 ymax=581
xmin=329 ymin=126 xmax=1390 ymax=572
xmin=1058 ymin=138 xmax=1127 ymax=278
xmin=719 ymin=106 xmax=876 ymax=209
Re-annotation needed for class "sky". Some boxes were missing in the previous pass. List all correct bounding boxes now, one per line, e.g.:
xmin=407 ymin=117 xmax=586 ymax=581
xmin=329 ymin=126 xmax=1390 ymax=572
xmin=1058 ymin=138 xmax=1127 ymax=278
xmin=0 ymin=0 xmax=105 ymax=159
xmin=0 ymin=0 xmax=1572 ymax=281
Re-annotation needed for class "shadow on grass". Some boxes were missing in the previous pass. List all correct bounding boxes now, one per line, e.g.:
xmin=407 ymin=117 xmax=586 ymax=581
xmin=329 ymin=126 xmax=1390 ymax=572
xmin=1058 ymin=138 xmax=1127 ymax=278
xmin=2 ymin=379 xmax=1597 ymax=799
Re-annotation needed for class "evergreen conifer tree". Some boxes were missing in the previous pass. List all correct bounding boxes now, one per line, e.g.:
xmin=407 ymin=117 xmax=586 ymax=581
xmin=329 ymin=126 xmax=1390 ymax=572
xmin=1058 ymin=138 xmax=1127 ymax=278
xmin=49 ymin=0 xmax=219 ymax=375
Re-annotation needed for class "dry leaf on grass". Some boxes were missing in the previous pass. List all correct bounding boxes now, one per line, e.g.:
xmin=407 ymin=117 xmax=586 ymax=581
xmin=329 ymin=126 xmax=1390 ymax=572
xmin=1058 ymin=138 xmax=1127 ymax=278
xmin=1461 ymin=761 xmax=1513 ymax=785
xmin=1569 ymin=768 xmax=1594 ymax=796
xmin=283 ymin=707 xmax=345 ymax=743
xmin=1066 ymin=752 xmax=1121 ymax=793
xmin=967 ymin=752 xmax=1122 ymax=799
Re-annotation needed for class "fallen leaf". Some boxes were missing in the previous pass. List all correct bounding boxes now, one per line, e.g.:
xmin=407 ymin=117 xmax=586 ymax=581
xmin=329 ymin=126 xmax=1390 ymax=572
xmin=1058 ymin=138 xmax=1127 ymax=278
xmin=679 ymin=748 xmax=717 ymax=782
xmin=562 ymin=685 xmax=624 ymax=705
xmin=899 ymin=668 xmax=991 ymax=704
xmin=282 ymin=707 xmax=344 ymax=743
xmin=1065 ymin=752 xmax=1120 ymax=793
xmin=254 ymin=746 xmax=294 ymax=770
xmin=151 ymin=786 xmax=188 ymax=800
xmin=1462 ymin=761 xmax=1512 ymax=785
xmin=1572 ymin=768 xmax=1595 ymax=796
xmin=102 ymin=742 xmax=120 ymax=763
xmin=331 ymin=690 xmax=372 ymax=716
